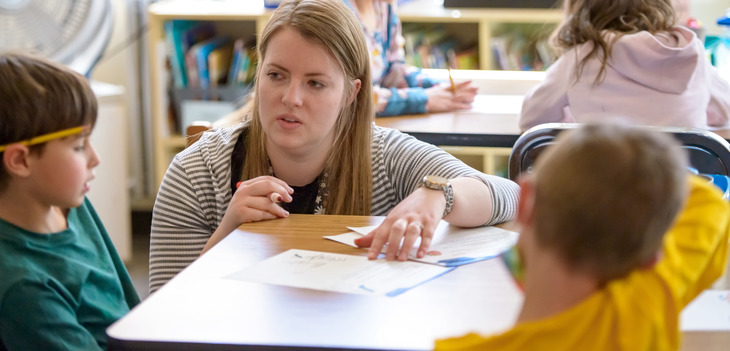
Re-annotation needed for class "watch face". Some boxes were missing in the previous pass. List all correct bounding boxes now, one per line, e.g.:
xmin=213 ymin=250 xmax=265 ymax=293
xmin=424 ymin=175 xmax=449 ymax=186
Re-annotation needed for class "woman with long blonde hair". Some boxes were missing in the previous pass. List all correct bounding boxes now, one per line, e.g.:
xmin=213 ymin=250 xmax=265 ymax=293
xmin=149 ymin=0 xmax=519 ymax=293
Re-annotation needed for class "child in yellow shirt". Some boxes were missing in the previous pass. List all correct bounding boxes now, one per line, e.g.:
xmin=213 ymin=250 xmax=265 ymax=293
xmin=436 ymin=123 xmax=730 ymax=350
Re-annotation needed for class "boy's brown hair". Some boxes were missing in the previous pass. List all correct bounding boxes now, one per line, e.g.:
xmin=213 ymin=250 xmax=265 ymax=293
xmin=531 ymin=123 xmax=688 ymax=283
xmin=0 ymin=51 xmax=97 ymax=190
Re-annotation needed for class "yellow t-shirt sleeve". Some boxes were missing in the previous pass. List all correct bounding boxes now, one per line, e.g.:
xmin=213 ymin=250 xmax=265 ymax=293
xmin=656 ymin=175 xmax=730 ymax=306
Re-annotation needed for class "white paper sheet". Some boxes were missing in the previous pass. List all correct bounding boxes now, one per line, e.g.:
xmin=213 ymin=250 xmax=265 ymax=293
xmin=226 ymin=249 xmax=454 ymax=297
xmin=680 ymin=290 xmax=730 ymax=331
xmin=324 ymin=221 xmax=519 ymax=267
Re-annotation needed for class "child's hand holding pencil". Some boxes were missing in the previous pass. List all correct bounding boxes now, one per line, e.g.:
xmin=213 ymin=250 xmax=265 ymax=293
xmin=423 ymin=50 xmax=478 ymax=113
xmin=447 ymin=49 xmax=457 ymax=95
xmin=422 ymin=48 xmax=478 ymax=113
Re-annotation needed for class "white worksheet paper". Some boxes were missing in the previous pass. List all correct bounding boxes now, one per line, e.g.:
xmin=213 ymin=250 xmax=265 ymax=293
xmin=680 ymin=290 xmax=730 ymax=331
xmin=227 ymin=249 xmax=454 ymax=297
xmin=324 ymin=222 xmax=519 ymax=267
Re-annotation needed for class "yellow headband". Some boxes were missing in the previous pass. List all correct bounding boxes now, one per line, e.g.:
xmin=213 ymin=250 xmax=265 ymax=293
xmin=0 ymin=126 xmax=86 ymax=152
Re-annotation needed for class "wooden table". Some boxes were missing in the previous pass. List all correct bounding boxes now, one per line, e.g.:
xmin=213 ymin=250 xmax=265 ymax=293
xmin=107 ymin=215 xmax=522 ymax=350
xmin=107 ymin=215 xmax=729 ymax=350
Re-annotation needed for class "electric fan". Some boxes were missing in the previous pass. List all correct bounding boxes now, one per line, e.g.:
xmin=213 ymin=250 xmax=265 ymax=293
xmin=0 ymin=0 xmax=113 ymax=76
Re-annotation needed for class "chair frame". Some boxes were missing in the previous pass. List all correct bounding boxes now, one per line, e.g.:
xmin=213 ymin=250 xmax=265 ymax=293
xmin=508 ymin=123 xmax=730 ymax=181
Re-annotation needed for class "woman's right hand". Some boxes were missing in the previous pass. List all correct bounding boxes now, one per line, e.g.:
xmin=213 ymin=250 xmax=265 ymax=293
xmin=202 ymin=176 xmax=293 ymax=254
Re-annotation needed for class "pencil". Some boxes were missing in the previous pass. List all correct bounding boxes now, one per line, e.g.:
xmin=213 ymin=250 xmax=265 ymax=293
xmin=447 ymin=67 xmax=456 ymax=94
xmin=446 ymin=49 xmax=457 ymax=94
xmin=269 ymin=192 xmax=282 ymax=203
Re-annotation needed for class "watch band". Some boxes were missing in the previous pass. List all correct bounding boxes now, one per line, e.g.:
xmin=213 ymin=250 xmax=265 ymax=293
xmin=422 ymin=175 xmax=454 ymax=218
xmin=442 ymin=182 xmax=454 ymax=217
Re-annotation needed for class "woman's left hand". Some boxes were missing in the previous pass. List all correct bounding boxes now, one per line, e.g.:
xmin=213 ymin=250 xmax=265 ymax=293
xmin=355 ymin=187 xmax=446 ymax=261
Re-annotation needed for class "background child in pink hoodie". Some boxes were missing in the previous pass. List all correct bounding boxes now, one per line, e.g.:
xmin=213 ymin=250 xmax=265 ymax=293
xmin=519 ymin=0 xmax=730 ymax=132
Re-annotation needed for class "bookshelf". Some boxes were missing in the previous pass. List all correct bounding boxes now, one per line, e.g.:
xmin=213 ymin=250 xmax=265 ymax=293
xmin=397 ymin=0 xmax=562 ymax=70
xmin=147 ymin=0 xmax=269 ymax=190
xmin=147 ymin=0 xmax=560 ymax=189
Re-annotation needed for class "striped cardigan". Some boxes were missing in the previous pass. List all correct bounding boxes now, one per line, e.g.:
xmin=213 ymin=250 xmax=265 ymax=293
xmin=149 ymin=124 xmax=519 ymax=292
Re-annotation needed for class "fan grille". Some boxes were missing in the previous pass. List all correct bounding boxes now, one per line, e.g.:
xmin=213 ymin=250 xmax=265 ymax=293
xmin=0 ymin=0 xmax=91 ymax=59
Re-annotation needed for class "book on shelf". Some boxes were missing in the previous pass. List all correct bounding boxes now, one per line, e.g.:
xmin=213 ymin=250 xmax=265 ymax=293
xmin=490 ymin=22 xmax=558 ymax=71
xmin=162 ymin=21 xmax=258 ymax=133
xmin=454 ymin=48 xmax=479 ymax=70
xmin=182 ymin=23 xmax=216 ymax=62
xmin=402 ymin=23 xmax=476 ymax=69
xmin=535 ymin=39 xmax=557 ymax=68
xmin=491 ymin=36 xmax=512 ymax=70
xmin=186 ymin=36 xmax=231 ymax=89
xmin=228 ymin=38 xmax=257 ymax=86
xmin=208 ymin=43 xmax=234 ymax=87
xmin=163 ymin=20 xmax=197 ymax=88
xmin=164 ymin=20 xmax=217 ymax=88
xmin=490 ymin=33 xmax=556 ymax=71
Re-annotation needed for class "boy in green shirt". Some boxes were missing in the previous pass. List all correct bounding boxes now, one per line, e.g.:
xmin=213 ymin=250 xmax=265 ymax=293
xmin=0 ymin=51 xmax=140 ymax=350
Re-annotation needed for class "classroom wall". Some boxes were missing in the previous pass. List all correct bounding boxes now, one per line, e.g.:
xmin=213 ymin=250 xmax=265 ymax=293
xmin=92 ymin=0 xmax=131 ymax=87
xmin=90 ymin=0 xmax=152 ymax=207
xmin=692 ymin=0 xmax=730 ymax=35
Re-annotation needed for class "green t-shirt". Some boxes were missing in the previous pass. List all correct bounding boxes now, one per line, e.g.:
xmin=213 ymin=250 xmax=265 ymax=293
xmin=0 ymin=198 xmax=140 ymax=350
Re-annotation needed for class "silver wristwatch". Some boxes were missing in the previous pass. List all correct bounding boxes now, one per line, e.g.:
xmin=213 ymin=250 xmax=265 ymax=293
xmin=421 ymin=175 xmax=454 ymax=217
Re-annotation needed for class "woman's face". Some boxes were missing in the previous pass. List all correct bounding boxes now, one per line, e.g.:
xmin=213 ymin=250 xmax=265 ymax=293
xmin=258 ymin=26 xmax=360 ymax=158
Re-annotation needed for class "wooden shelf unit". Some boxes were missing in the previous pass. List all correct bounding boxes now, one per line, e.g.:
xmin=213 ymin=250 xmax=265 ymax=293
xmin=397 ymin=1 xmax=562 ymax=69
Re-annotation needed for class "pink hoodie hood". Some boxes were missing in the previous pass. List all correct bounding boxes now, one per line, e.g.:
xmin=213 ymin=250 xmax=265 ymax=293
xmin=606 ymin=27 xmax=699 ymax=94
xmin=519 ymin=26 xmax=730 ymax=131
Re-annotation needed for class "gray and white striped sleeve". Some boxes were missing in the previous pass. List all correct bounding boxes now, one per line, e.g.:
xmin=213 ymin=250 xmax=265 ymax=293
xmin=371 ymin=126 xmax=519 ymax=225
xmin=149 ymin=127 xmax=240 ymax=293
xmin=149 ymin=153 xmax=213 ymax=293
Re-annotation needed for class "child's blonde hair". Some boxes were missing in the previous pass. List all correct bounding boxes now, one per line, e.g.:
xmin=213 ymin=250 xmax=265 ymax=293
xmin=555 ymin=0 xmax=677 ymax=85
xmin=532 ymin=123 xmax=687 ymax=282
xmin=0 ymin=51 xmax=97 ymax=191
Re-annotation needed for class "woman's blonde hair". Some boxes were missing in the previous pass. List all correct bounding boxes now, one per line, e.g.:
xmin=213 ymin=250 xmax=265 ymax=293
xmin=555 ymin=0 xmax=676 ymax=85
xmin=242 ymin=0 xmax=373 ymax=215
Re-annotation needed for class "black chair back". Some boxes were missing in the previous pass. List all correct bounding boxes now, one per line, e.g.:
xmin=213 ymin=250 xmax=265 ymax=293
xmin=508 ymin=123 xmax=730 ymax=181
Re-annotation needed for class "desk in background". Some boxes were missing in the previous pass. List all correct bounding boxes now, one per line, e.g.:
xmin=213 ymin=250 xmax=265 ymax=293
xmin=377 ymin=69 xmax=537 ymax=175
xmin=375 ymin=94 xmax=523 ymax=175
xmin=375 ymin=94 xmax=522 ymax=148
xmin=375 ymin=90 xmax=730 ymax=175
xmin=107 ymin=215 xmax=728 ymax=350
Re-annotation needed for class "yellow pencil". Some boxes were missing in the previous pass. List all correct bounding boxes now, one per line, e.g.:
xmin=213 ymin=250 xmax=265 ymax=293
xmin=447 ymin=49 xmax=457 ymax=94
xmin=447 ymin=67 xmax=456 ymax=94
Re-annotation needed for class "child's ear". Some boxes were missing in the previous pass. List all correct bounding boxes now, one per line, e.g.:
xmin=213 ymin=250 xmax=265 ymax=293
xmin=2 ymin=144 xmax=32 ymax=177
xmin=516 ymin=175 xmax=536 ymax=228
xmin=640 ymin=251 xmax=662 ymax=270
